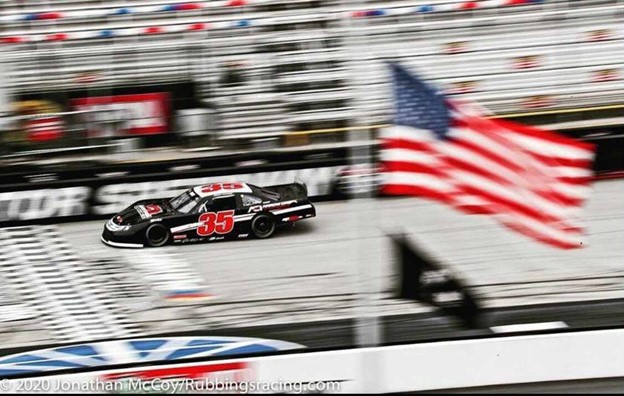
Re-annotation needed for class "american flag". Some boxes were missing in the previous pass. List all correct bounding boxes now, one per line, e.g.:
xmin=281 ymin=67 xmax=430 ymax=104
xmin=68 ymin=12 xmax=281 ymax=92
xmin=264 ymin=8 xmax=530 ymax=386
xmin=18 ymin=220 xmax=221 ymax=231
xmin=380 ymin=63 xmax=595 ymax=249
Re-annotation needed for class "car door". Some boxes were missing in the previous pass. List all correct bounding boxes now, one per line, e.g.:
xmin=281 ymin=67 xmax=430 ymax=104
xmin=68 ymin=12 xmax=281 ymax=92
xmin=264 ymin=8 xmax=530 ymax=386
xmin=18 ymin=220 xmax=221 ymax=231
xmin=236 ymin=193 xmax=266 ymax=235
xmin=168 ymin=196 xmax=209 ymax=244
xmin=195 ymin=194 xmax=241 ymax=242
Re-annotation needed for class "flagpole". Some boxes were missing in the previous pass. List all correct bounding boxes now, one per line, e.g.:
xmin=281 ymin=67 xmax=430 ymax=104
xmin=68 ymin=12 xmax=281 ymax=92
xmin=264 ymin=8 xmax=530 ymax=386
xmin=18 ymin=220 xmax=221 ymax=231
xmin=339 ymin=0 xmax=383 ymax=392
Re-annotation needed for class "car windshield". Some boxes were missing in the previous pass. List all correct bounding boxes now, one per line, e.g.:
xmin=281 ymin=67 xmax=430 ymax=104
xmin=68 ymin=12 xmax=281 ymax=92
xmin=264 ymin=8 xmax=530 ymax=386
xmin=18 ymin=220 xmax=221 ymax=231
xmin=168 ymin=190 xmax=200 ymax=213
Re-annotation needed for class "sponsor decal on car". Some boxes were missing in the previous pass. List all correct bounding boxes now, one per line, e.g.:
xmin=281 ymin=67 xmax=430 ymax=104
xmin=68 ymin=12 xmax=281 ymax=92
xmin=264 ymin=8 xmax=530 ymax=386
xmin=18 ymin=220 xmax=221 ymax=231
xmin=197 ymin=210 xmax=235 ymax=236
xmin=135 ymin=204 xmax=163 ymax=219
xmin=200 ymin=182 xmax=250 ymax=196
xmin=282 ymin=215 xmax=303 ymax=222
xmin=248 ymin=200 xmax=297 ymax=213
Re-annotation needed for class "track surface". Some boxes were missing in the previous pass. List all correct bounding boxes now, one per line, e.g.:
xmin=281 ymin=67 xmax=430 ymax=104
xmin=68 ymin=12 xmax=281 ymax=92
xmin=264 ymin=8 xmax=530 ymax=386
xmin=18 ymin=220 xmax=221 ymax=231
xmin=162 ymin=298 xmax=624 ymax=350
xmin=56 ymin=179 xmax=624 ymax=329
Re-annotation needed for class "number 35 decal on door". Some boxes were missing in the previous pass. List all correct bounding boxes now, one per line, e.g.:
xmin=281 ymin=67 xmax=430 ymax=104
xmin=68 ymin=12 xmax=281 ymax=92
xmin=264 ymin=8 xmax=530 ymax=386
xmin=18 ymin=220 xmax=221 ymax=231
xmin=197 ymin=210 xmax=235 ymax=236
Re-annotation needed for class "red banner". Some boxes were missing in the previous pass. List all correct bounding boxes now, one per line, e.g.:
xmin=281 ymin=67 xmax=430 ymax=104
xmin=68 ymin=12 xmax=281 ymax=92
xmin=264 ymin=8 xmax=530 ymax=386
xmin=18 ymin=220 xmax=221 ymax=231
xmin=26 ymin=116 xmax=64 ymax=142
xmin=71 ymin=93 xmax=170 ymax=137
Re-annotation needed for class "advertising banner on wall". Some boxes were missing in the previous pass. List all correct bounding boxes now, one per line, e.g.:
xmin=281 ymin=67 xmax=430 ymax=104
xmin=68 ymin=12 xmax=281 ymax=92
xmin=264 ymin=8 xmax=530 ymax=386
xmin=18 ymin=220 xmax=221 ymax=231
xmin=70 ymin=93 xmax=170 ymax=138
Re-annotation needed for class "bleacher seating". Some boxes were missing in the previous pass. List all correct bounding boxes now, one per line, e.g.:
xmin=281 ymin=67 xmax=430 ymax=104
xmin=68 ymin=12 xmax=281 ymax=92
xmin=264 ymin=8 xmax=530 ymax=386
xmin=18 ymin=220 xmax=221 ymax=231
xmin=1 ymin=0 xmax=622 ymax=143
xmin=342 ymin=0 xmax=624 ymax=123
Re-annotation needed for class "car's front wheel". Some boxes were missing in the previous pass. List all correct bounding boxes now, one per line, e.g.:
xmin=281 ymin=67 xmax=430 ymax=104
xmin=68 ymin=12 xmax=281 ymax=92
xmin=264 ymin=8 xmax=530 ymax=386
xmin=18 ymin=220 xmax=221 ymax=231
xmin=251 ymin=214 xmax=276 ymax=239
xmin=145 ymin=224 xmax=171 ymax=247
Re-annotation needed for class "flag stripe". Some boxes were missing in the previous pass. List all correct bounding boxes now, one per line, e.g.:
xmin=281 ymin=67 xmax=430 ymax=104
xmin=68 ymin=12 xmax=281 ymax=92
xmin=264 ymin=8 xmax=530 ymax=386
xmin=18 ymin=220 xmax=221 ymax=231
xmin=501 ymin=216 xmax=584 ymax=250
xmin=382 ymin=160 xmax=450 ymax=178
xmin=496 ymin=118 xmax=595 ymax=152
xmin=381 ymin=137 xmax=436 ymax=153
xmin=456 ymin=174 xmax=582 ymax=231
xmin=526 ymin=153 xmax=593 ymax=170
xmin=381 ymin=184 xmax=457 ymax=205
xmin=444 ymin=155 xmax=583 ymax=208
xmin=442 ymin=134 xmax=586 ymax=208
xmin=449 ymin=133 xmax=525 ymax=174
xmin=383 ymin=172 xmax=458 ymax=195
xmin=380 ymin=148 xmax=442 ymax=167
xmin=451 ymin=115 xmax=592 ymax=204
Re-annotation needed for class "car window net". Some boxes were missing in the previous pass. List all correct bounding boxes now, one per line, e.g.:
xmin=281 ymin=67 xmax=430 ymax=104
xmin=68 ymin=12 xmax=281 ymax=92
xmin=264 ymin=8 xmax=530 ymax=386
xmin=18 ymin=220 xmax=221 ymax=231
xmin=169 ymin=191 xmax=199 ymax=213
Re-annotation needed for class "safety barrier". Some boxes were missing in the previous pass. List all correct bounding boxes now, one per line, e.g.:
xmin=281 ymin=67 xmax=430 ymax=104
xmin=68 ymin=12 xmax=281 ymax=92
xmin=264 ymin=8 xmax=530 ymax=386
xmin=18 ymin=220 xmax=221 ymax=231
xmin=0 ymin=155 xmax=346 ymax=225
xmin=4 ymin=329 xmax=623 ymax=392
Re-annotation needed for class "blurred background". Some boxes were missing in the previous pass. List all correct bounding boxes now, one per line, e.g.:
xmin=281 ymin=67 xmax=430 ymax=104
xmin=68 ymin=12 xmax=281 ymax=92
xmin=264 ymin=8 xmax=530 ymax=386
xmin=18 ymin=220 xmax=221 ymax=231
xmin=0 ymin=0 xmax=623 ymax=392
xmin=1 ymin=0 xmax=622 ymax=160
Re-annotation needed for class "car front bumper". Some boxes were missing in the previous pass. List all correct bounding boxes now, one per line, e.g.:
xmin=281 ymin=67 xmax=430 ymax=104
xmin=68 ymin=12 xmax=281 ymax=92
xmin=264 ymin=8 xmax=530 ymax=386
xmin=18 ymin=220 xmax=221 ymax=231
xmin=101 ymin=227 xmax=145 ymax=248
xmin=100 ymin=235 xmax=144 ymax=248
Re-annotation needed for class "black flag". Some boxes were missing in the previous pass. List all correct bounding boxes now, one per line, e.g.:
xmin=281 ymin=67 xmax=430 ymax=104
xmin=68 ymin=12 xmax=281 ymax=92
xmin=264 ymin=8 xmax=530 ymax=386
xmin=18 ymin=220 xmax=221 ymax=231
xmin=392 ymin=233 xmax=481 ymax=328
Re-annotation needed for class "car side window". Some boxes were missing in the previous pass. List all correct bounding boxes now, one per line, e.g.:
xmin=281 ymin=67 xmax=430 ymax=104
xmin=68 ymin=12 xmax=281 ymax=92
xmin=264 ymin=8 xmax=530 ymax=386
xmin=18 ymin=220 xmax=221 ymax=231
xmin=196 ymin=198 xmax=212 ymax=213
xmin=211 ymin=195 xmax=237 ymax=212
xmin=241 ymin=194 xmax=262 ymax=207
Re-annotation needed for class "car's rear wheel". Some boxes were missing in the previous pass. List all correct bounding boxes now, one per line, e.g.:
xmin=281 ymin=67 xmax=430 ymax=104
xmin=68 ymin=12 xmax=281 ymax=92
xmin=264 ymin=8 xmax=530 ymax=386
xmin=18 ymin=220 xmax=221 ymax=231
xmin=251 ymin=214 xmax=275 ymax=239
xmin=145 ymin=224 xmax=170 ymax=247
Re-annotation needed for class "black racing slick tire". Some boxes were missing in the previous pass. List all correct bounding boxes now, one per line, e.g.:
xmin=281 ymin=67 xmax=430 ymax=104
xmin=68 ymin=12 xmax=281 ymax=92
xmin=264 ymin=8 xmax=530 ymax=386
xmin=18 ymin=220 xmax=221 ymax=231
xmin=145 ymin=224 xmax=171 ymax=247
xmin=251 ymin=214 xmax=276 ymax=239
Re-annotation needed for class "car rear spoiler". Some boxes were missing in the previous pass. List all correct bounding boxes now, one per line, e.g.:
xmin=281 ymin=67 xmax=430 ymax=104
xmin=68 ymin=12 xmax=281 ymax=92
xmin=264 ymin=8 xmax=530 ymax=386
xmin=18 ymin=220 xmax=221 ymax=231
xmin=294 ymin=177 xmax=308 ymax=196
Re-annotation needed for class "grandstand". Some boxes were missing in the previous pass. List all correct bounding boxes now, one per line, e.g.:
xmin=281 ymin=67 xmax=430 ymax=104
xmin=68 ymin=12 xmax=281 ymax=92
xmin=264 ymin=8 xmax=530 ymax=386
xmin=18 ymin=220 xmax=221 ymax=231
xmin=1 ymin=0 xmax=622 ymax=151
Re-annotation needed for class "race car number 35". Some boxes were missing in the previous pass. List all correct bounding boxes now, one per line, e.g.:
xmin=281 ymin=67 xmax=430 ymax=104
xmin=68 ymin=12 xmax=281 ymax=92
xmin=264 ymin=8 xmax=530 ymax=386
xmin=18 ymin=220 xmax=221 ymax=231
xmin=197 ymin=210 xmax=235 ymax=236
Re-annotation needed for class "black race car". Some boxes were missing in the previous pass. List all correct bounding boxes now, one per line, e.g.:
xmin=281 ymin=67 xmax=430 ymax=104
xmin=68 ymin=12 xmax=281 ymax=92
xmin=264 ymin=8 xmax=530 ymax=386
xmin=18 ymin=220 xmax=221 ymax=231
xmin=101 ymin=181 xmax=316 ymax=248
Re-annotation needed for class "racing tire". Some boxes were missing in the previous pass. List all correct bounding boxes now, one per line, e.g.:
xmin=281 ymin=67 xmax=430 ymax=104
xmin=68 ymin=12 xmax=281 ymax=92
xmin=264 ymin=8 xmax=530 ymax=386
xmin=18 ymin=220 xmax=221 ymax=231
xmin=251 ymin=214 xmax=276 ymax=239
xmin=145 ymin=224 xmax=171 ymax=247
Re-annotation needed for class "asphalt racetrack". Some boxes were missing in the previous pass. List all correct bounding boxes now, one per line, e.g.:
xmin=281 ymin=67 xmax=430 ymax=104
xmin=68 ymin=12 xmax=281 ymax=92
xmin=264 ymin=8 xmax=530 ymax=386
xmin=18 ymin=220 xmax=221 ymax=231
xmin=56 ymin=179 xmax=624 ymax=331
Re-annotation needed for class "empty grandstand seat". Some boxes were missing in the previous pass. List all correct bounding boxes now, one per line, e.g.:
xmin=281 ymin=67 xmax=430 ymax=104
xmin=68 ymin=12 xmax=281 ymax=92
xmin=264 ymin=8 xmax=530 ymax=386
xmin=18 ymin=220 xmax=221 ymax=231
xmin=1 ymin=0 xmax=622 ymax=144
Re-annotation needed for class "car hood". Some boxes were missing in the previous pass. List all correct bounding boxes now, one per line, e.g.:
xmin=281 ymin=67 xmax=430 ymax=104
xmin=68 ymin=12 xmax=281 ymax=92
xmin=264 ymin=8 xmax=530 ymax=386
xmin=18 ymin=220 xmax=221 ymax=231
xmin=114 ymin=199 xmax=174 ymax=225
